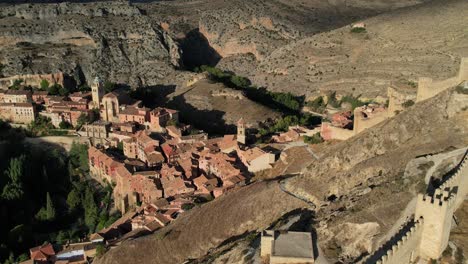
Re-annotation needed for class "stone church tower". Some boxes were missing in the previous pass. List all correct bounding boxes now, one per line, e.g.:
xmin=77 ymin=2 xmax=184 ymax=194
xmin=237 ymin=117 xmax=246 ymax=145
xmin=91 ymin=77 xmax=104 ymax=109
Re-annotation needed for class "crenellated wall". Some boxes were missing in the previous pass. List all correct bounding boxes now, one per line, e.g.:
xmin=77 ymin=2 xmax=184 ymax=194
xmin=417 ymin=57 xmax=468 ymax=102
xmin=365 ymin=150 xmax=468 ymax=263
xmin=375 ymin=219 xmax=424 ymax=264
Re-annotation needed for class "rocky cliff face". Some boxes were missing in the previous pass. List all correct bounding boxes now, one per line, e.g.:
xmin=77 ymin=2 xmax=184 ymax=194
xmin=284 ymin=87 xmax=468 ymax=261
xmin=0 ymin=2 xmax=182 ymax=87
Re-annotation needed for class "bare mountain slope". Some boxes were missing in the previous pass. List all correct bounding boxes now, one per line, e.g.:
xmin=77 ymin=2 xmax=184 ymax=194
xmin=0 ymin=2 xmax=181 ymax=87
xmin=198 ymin=0 xmax=431 ymax=77
xmin=96 ymin=181 xmax=307 ymax=264
xmin=284 ymin=87 xmax=468 ymax=261
xmin=97 ymin=88 xmax=466 ymax=263
xmin=251 ymin=0 xmax=468 ymax=97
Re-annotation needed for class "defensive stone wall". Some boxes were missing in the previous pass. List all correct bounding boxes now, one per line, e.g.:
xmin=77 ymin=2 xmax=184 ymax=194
xmin=438 ymin=152 xmax=468 ymax=209
xmin=374 ymin=219 xmax=424 ymax=264
xmin=364 ymin=150 xmax=468 ymax=263
xmin=417 ymin=57 xmax=468 ymax=102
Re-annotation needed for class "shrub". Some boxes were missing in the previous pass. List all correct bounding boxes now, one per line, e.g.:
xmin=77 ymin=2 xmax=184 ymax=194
xmin=40 ymin=79 xmax=49 ymax=90
xmin=340 ymin=94 xmax=366 ymax=110
xmin=456 ymin=85 xmax=468 ymax=94
xmin=182 ymin=203 xmax=195 ymax=211
xmin=402 ymin=100 xmax=415 ymax=108
xmin=304 ymin=133 xmax=323 ymax=144
xmin=350 ymin=27 xmax=366 ymax=33
xmin=59 ymin=121 xmax=73 ymax=129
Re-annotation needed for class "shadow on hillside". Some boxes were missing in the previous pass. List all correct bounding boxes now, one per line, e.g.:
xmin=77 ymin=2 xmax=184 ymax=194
xmin=167 ymin=93 xmax=235 ymax=135
xmin=178 ymin=28 xmax=221 ymax=70
xmin=132 ymin=84 xmax=176 ymax=108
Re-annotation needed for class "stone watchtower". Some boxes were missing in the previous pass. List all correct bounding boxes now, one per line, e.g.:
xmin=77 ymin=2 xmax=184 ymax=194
xmin=91 ymin=77 xmax=105 ymax=109
xmin=237 ymin=117 xmax=246 ymax=145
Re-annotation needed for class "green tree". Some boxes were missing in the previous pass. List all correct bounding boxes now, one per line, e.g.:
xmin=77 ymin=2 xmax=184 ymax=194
xmin=66 ymin=189 xmax=81 ymax=211
xmin=2 ymin=156 xmax=25 ymax=200
xmin=58 ymin=86 xmax=70 ymax=96
xmin=48 ymin=84 xmax=62 ymax=95
xmin=69 ymin=142 xmax=89 ymax=171
xmin=40 ymin=80 xmax=49 ymax=90
xmin=59 ymin=121 xmax=72 ymax=129
xmin=79 ymin=84 xmax=91 ymax=92
xmin=84 ymin=188 xmax=98 ymax=232
xmin=46 ymin=192 xmax=56 ymax=220
xmin=95 ymin=245 xmax=106 ymax=258
xmin=9 ymin=79 xmax=23 ymax=90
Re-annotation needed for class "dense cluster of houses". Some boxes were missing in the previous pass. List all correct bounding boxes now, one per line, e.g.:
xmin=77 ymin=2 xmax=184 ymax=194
xmin=77 ymin=78 xmax=278 ymax=242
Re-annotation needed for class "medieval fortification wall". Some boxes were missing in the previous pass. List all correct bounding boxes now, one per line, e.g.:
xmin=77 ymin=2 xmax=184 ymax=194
xmin=417 ymin=57 xmax=468 ymax=102
xmin=367 ymin=150 xmax=468 ymax=263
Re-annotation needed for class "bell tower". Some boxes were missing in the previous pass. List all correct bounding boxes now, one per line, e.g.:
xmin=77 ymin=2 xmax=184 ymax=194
xmin=91 ymin=77 xmax=104 ymax=108
xmin=237 ymin=117 xmax=246 ymax=145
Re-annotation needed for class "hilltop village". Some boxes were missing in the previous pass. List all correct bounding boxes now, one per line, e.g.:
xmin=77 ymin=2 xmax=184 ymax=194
xmin=0 ymin=56 xmax=466 ymax=263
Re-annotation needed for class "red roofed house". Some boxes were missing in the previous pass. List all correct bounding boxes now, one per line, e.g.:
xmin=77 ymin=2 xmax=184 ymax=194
xmin=29 ymin=243 xmax=55 ymax=263
xmin=149 ymin=107 xmax=179 ymax=132
xmin=88 ymin=147 xmax=121 ymax=184
xmin=331 ymin=111 xmax=353 ymax=128
xmin=118 ymin=106 xmax=150 ymax=125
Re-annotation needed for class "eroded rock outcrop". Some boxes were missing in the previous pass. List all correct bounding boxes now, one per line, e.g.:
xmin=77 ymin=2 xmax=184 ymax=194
xmin=0 ymin=2 xmax=182 ymax=87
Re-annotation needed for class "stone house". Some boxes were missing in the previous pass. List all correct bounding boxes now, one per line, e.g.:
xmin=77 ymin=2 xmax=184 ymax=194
xmin=261 ymin=230 xmax=314 ymax=264
xmin=0 ymin=89 xmax=32 ymax=103
xmin=236 ymin=146 xmax=276 ymax=173
xmin=0 ymin=103 xmax=36 ymax=124
xmin=32 ymin=91 xmax=48 ymax=104
xmin=149 ymin=107 xmax=179 ymax=132
xmin=118 ymin=106 xmax=150 ymax=125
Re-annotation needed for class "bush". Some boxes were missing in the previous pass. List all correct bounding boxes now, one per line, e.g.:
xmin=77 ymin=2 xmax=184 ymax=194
xmin=402 ymin=100 xmax=415 ymax=108
xmin=9 ymin=79 xmax=24 ymax=90
xmin=181 ymin=203 xmax=195 ymax=211
xmin=59 ymin=121 xmax=73 ymax=129
xmin=340 ymin=94 xmax=366 ymax=110
xmin=350 ymin=27 xmax=366 ymax=33
xmin=456 ymin=85 xmax=468 ymax=94
xmin=40 ymin=80 xmax=49 ymax=90
xmin=306 ymin=96 xmax=325 ymax=112
xmin=304 ymin=133 xmax=323 ymax=144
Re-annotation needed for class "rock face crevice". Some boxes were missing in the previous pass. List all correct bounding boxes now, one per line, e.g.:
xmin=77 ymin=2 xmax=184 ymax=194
xmin=0 ymin=2 xmax=182 ymax=87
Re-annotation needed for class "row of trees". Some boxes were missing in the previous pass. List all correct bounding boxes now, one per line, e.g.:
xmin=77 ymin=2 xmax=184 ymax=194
xmin=0 ymin=122 xmax=116 ymax=264
xmin=197 ymin=65 xmax=304 ymax=113
xmin=306 ymin=92 xmax=368 ymax=113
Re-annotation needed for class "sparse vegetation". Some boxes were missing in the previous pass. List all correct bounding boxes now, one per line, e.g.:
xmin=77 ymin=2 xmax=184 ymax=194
xmin=402 ymin=100 xmax=415 ymax=108
xmin=8 ymin=79 xmax=24 ymax=90
xmin=350 ymin=27 xmax=366 ymax=33
xmin=456 ymin=85 xmax=468 ymax=94
xmin=198 ymin=65 xmax=303 ymax=113
xmin=303 ymin=133 xmax=323 ymax=144
xmin=40 ymin=79 xmax=49 ymax=90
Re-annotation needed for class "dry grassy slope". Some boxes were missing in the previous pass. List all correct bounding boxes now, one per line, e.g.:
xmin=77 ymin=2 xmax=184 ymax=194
xmin=284 ymin=87 xmax=468 ymax=261
xmin=199 ymin=0 xmax=429 ymax=77
xmin=252 ymin=0 xmax=468 ymax=97
xmin=168 ymin=79 xmax=280 ymax=134
xmin=95 ymin=181 xmax=307 ymax=264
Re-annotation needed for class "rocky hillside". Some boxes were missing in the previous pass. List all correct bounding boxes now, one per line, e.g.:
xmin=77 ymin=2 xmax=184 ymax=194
xmin=95 ymin=88 xmax=467 ymax=263
xmin=197 ymin=0 xmax=431 ymax=78
xmin=251 ymin=0 xmax=468 ymax=97
xmin=95 ymin=181 xmax=307 ymax=264
xmin=0 ymin=0 xmax=435 ymax=90
xmin=0 ymin=1 xmax=181 ymax=87
xmin=284 ymin=87 xmax=468 ymax=261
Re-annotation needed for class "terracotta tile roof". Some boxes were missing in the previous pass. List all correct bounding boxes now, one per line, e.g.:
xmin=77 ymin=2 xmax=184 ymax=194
xmin=5 ymin=89 xmax=31 ymax=95
xmin=30 ymin=243 xmax=55 ymax=260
